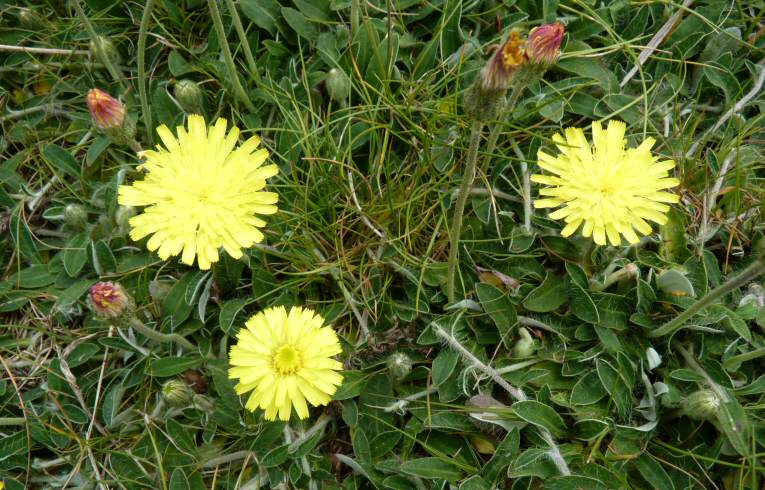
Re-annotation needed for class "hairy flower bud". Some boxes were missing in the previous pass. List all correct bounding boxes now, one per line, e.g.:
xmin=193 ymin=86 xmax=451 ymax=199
xmin=17 ymin=7 xmax=46 ymax=31
xmin=89 ymin=35 xmax=122 ymax=67
xmin=464 ymin=31 xmax=526 ymax=121
xmin=173 ymin=79 xmax=204 ymax=115
xmin=64 ymin=203 xmax=88 ymax=230
xmin=683 ymin=389 xmax=721 ymax=421
xmin=387 ymin=352 xmax=413 ymax=381
xmin=87 ymin=88 xmax=136 ymax=146
xmin=87 ymin=88 xmax=125 ymax=130
xmin=161 ymin=379 xmax=194 ymax=406
xmin=526 ymin=22 xmax=564 ymax=66
xmin=512 ymin=327 xmax=536 ymax=358
xmin=115 ymin=205 xmax=136 ymax=236
xmin=88 ymin=282 xmax=134 ymax=320
xmin=325 ymin=68 xmax=351 ymax=103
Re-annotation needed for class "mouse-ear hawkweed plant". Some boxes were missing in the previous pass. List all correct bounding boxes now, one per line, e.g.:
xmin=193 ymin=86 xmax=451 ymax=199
xmin=118 ymin=115 xmax=279 ymax=270
xmin=532 ymin=120 xmax=680 ymax=246
xmin=228 ymin=306 xmax=344 ymax=421
xmin=448 ymin=23 xmax=564 ymax=302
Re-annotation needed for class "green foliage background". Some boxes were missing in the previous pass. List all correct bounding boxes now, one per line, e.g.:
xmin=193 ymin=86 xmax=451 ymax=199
xmin=1 ymin=0 xmax=765 ymax=488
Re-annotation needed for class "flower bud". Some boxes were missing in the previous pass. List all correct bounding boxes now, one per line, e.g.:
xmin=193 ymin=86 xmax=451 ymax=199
xmin=87 ymin=88 xmax=137 ymax=146
xmin=161 ymin=379 xmax=194 ymax=406
xmin=17 ymin=7 xmax=46 ymax=31
xmin=64 ymin=203 xmax=88 ymax=230
xmin=682 ymin=389 xmax=721 ymax=421
xmin=386 ymin=352 xmax=413 ymax=381
xmin=325 ymin=68 xmax=351 ymax=103
xmin=526 ymin=22 xmax=564 ymax=66
xmin=115 ymin=205 xmax=136 ymax=236
xmin=88 ymin=281 xmax=134 ymax=320
xmin=87 ymin=88 xmax=125 ymax=131
xmin=512 ymin=327 xmax=536 ymax=358
xmin=173 ymin=79 xmax=204 ymax=115
xmin=464 ymin=30 xmax=526 ymax=121
xmin=89 ymin=35 xmax=122 ymax=66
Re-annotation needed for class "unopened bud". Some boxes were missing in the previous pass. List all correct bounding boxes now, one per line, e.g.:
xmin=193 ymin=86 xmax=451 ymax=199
xmin=683 ymin=389 xmax=721 ymax=421
xmin=325 ymin=68 xmax=351 ymax=103
xmin=115 ymin=205 xmax=136 ymax=235
xmin=512 ymin=327 xmax=536 ymax=358
xmin=526 ymin=22 xmax=564 ymax=66
xmin=89 ymin=36 xmax=122 ymax=66
xmin=87 ymin=88 xmax=125 ymax=130
xmin=173 ymin=79 xmax=204 ymax=114
xmin=386 ymin=352 xmax=413 ymax=381
xmin=17 ymin=7 xmax=45 ymax=31
xmin=87 ymin=88 xmax=136 ymax=146
xmin=88 ymin=282 xmax=134 ymax=320
xmin=64 ymin=203 xmax=88 ymax=230
xmin=161 ymin=379 xmax=194 ymax=406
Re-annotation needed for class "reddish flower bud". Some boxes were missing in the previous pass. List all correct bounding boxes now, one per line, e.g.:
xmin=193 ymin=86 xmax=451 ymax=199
xmin=87 ymin=88 xmax=125 ymax=130
xmin=526 ymin=22 xmax=564 ymax=65
xmin=478 ymin=30 xmax=526 ymax=93
xmin=88 ymin=282 xmax=132 ymax=319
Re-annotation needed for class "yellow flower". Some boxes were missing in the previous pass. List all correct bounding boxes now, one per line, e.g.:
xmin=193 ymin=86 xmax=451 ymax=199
xmin=532 ymin=120 xmax=679 ymax=246
xmin=118 ymin=116 xmax=278 ymax=269
xmin=228 ymin=306 xmax=343 ymax=421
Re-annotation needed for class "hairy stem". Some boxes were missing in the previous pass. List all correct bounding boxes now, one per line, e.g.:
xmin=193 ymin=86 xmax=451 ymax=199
xmin=447 ymin=120 xmax=484 ymax=302
xmin=207 ymin=0 xmax=256 ymax=112
xmin=137 ymin=0 xmax=156 ymax=144
xmin=129 ymin=318 xmax=196 ymax=351
xmin=223 ymin=0 xmax=260 ymax=83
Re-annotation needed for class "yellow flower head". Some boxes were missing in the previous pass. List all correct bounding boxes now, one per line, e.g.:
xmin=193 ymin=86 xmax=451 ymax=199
xmin=118 ymin=115 xmax=278 ymax=270
xmin=532 ymin=120 xmax=679 ymax=246
xmin=228 ymin=306 xmax=343 ymax=421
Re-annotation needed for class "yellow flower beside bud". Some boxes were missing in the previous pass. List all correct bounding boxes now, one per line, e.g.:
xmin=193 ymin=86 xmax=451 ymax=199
xmin=88 ymin=281 xmax=134 ymax=321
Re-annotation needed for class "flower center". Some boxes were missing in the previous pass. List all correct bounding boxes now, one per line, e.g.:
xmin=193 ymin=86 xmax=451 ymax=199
xmin=273 ymin=344 xmax=302 ymax=375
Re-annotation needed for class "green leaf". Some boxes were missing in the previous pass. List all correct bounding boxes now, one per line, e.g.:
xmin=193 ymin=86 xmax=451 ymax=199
xmin=720 ymin=307 xmax=752 ymax=343
xmin=9 ymin=206 xmax=41 ymax=263
xmin=476 ymin=283 xmax=517 ymax=349
xmin=86 ymin=136 xmax=110 ymax=167
xmin=63 ymin=233 xmax=89 ymax=277
xmin=332 ymin=371 xmax=369 ymax=401
xmin=522 ymin=273 xmax=567 ymax=313
xmin=542 ymin=476 xmax=609 ymax=490
xmin=42 ymin=144 xmax=80 ymax=178
xmin=67 ymin=343 xmax=100 ymax=368
xmin=218 ymin=298 xmax=250 ymax=335
xmin=169 ymin=468 xmax=191 ymax=490
xmin=596 ymin=358 xmax=632 ymax=418
xmin=240 ymin=0 xmax=282 ymax=35
xmin=282 ymin=7 xmax=318 ymax=41
xmin=147 ymin=356 xmax=204 ymax=377
xmin=570 ymin=371 xmax=607 ymax=405
xmin=432 ymin=349 xmax=459 ymax=387
xmin=656 ymin=269 xmax=695 ymax=297
xmin=633 ymin=454 xmax=674 ymax=490
xmin=569 ymin=284 xmax=599 ymax=324
xmin=399 ymin=457 xmax=462 ymax=482
xmin=511 ymin=400 xmax=566 ymax=437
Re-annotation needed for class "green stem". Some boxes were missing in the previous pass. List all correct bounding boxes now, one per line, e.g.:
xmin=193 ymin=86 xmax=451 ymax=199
xmin=723 ymin=345 xmax=765 ymax=369
xmin=129 ymin=318 xmax=196 ymax=351
xmin=207 ymin=0 xmax=256 ymax=112
xmin=223 ymin=0 xmax=260 ymax=84
xmin=72 ymin=0 xmax=124 ymax=88
xmin=447 ymin=120 xmax=484 ymax=302
xmin=0 ymin=417 xmax=25 ymax=426
xmin=137 ymin=0 xmax=156 ymax=144
xmin=650 ymin=260 xmax=765 ymax=338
